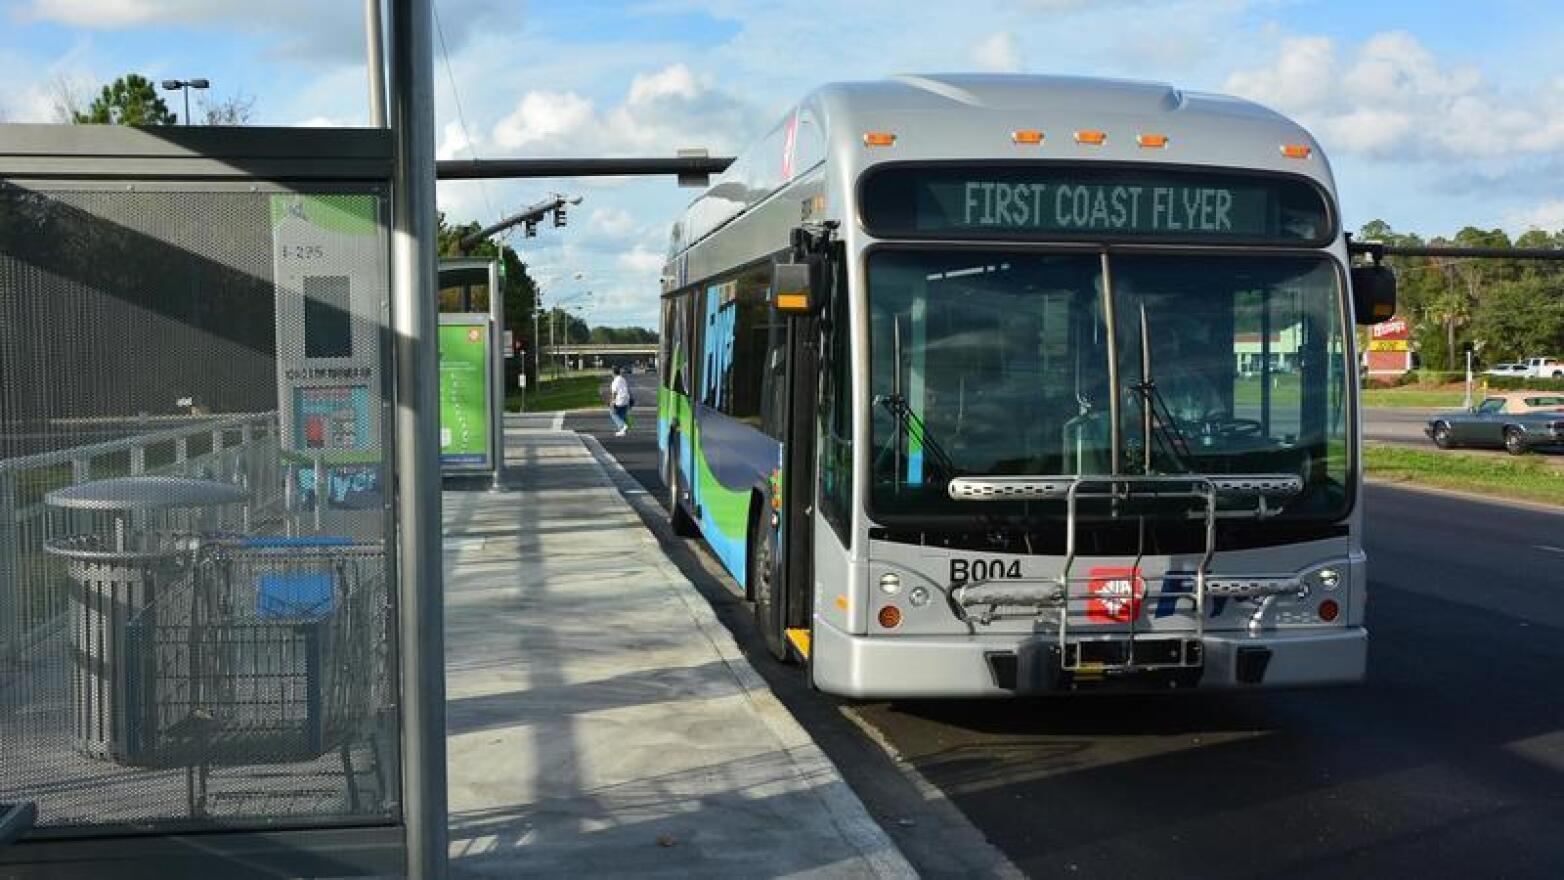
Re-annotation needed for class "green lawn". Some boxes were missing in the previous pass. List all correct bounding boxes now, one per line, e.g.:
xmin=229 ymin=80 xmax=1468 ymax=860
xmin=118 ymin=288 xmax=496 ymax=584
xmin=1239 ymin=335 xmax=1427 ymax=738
xmin=508 ymin=372 xmax=610 ymax=413
xmin=1359 ymin=386 xmax=1467 ymax=409
xmin=1364 ymin=443 xmax=1564 ymax=506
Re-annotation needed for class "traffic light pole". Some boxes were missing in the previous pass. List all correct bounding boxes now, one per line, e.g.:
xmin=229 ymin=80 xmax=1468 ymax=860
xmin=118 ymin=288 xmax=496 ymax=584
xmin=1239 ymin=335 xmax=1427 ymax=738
xmin=457 ymin=194 xmax=579 ymax=252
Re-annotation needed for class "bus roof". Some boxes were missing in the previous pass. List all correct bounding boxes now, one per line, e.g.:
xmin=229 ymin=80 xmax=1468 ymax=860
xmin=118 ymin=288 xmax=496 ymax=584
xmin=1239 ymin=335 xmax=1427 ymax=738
xmin=668 ymin=73 xmax=1334 ymax=261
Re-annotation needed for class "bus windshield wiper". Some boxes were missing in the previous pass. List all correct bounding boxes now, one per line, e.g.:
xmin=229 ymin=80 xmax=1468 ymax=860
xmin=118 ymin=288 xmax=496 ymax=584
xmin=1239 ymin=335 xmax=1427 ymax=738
xmin=1133 ymin=304 xmax=1195 ymax=473
xmin=875 ymin=394 xmax=959 ymax=483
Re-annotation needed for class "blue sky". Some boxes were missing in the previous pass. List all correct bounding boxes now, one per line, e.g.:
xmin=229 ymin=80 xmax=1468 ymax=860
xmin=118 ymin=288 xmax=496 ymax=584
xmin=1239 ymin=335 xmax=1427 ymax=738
xmin=2 ymin=0 xmax=1561 ymax=328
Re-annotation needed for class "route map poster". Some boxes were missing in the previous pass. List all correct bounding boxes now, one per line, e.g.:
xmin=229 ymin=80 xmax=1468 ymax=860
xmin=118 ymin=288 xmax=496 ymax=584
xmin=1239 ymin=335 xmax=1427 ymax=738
xmin=439 ymin=321 xmax=492 ymax=469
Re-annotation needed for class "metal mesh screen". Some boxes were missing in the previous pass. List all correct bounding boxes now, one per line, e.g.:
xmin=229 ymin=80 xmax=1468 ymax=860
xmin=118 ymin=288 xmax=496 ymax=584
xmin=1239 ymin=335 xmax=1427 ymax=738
xmin=0 ymin=182 xmax=401 ymax=835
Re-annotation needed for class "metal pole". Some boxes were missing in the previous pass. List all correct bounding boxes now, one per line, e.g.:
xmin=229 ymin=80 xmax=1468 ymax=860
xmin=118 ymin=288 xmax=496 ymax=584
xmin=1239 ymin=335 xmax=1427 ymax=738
xmin=1100 ymin=252 xmax=1121 ymax=475
xmin=366 ymin=0 xmax=388 ymax=127
xmin=183 ymin=88 xmax=191 ymax=127
xmin=1464 ymin=348 xmax=1474 ymax=409
xmin=388 ymin=0 xmax=448 ymax=877
xmin=489 ymin=259 xmax=504 ymax=490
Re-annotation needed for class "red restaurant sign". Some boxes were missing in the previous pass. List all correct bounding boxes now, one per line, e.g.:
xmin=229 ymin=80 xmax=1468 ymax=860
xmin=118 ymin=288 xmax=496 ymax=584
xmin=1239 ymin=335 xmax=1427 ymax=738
xmin=1371 ymin=317 xmax=1410 ymax=341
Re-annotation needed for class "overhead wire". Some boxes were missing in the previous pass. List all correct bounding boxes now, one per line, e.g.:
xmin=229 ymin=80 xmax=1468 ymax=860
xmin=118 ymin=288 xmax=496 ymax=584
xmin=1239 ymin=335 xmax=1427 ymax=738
xmin=433 ymin=4 xmax=495 ymax=225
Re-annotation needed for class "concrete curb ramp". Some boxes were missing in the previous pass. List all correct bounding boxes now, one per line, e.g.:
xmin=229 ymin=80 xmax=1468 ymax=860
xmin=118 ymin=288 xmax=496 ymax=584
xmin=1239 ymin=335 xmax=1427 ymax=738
xmin=442 ymin=427 xmax=917 ymax=879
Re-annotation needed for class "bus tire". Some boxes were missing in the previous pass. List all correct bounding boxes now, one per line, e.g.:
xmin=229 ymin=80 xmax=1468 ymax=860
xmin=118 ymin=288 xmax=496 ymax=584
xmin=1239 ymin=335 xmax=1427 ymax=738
xmin=666 ymin=435 xmax=699 ymax=536
xmin=750 ymin=508 xmax=790 ymax=663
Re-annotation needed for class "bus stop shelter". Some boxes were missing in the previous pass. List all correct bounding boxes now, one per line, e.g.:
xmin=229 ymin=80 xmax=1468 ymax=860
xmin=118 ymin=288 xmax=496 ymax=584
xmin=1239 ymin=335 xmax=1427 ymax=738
xmin=0 ymin=1 xmax=447 ymax=876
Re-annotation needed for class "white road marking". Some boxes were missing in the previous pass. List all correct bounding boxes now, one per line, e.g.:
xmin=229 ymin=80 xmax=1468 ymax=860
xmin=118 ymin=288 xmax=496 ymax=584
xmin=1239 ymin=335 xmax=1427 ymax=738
xmin=1534 ymin=545 xmax=1564 ymax=556
xmin=551 ymin=411 xmax=565 ymax=431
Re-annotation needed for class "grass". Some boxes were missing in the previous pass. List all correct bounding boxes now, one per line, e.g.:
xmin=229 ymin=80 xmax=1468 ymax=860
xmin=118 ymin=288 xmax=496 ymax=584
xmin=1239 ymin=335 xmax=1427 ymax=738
xmin=1360 ymin=385 xmax=1468 ymax=409
xmin=507 ymin=371 xmax=611 ymax=413
xmin=1363 ymin=443 xmax=1564 ymax=507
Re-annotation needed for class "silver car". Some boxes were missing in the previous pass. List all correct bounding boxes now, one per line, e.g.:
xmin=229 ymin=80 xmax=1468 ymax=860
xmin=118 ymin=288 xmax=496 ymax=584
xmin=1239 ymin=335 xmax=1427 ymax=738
xmin=1426 ymin=394 xmax=1564 ymax=454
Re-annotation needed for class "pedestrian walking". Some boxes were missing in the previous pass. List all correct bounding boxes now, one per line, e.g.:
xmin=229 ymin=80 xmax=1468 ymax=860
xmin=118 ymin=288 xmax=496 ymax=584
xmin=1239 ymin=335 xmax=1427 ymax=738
xmin=608 ymin=366 xmax=633 ymax=436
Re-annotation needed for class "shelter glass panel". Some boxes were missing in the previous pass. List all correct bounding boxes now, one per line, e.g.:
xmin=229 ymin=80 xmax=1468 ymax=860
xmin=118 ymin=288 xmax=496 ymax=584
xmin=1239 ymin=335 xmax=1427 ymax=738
xmin=0 ymin=182 xmax=401 ymax=837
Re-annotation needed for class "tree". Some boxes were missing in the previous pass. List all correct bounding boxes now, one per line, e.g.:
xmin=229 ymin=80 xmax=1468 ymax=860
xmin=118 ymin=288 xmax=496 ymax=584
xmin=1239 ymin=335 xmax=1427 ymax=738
xmin=201 ymin=93 xmax=257 ymax=126
xmin=1471 ymin=275 xmax=1564 ymax=364
xmin=73 ymin=74 xmax=176 ymax=126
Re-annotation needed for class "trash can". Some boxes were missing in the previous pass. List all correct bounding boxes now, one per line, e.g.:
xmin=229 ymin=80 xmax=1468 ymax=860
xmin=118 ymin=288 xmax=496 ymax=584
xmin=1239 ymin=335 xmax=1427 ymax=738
xmin=43 ymin=476 xmax=247 ymax=762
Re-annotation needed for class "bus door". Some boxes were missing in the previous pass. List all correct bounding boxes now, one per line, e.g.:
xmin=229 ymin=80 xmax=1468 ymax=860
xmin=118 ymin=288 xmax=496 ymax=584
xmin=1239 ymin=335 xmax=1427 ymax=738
xmin=760 ymin=305 xmax=819 ymax=658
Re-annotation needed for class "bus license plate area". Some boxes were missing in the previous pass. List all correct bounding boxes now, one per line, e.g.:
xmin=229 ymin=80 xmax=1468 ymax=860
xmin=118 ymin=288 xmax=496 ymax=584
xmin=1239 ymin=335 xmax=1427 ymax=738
xmin=1009 ymin=637 xmax=1204 ymax=693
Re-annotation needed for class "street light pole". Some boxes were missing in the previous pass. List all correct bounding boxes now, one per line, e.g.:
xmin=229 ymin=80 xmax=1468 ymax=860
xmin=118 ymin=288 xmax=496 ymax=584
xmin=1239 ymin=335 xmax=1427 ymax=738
xmin=159 ymin=78 xmax=210 ymax=125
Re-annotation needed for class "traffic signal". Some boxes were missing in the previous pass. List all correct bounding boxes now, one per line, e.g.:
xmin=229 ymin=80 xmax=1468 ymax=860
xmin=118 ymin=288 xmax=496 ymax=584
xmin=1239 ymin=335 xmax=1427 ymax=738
xmin=553 ymin=205 xmax=567 ymax=228
xmin=525 ymin=219 xmax=537 ymax=238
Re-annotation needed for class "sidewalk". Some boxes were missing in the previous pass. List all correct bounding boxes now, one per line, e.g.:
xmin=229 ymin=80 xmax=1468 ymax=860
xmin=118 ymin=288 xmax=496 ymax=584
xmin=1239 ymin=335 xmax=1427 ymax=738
xmin=442 ymin=418 xmax=915 ymax=878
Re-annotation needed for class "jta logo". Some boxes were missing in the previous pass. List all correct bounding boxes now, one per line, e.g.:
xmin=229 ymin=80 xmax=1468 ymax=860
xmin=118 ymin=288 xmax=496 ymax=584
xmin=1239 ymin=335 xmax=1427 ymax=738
xmin=1086 ymin=566 xmax=1145 ymax=623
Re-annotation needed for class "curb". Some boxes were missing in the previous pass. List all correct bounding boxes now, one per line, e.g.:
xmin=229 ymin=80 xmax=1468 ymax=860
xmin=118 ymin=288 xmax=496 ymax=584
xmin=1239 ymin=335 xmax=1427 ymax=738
xmin=579 ymin=432 xmax=920 ymax=880
xmin=1364 ymin=476 xmax=1564 ymax=514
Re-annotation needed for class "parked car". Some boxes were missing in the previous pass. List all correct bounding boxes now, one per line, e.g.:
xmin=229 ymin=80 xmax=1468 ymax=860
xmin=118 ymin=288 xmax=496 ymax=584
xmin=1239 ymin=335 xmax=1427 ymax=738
xmin=1426 ymin=393 xmax=1564 ymax=455
xmin=1484 ymin=363 xmax=1527 ymax=378
xmin=1523 ymin=356 xmax=1564 ymax=379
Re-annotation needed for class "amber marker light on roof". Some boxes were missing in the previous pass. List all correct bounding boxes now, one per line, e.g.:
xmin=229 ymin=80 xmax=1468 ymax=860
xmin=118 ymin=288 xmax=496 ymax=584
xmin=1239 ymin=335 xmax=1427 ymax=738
xmin=1074 ymin=129 xmax=1107 ymax=145
xmin=1011 ymin=129 xmax=1045 ymax=145
xmin=863 ymin=131 xmax=897 ymax=147
xmin=1137 ymin=133 xmax=1169 ymax=149
xmin=1281 ymin=144 xmax=1312 ymax=159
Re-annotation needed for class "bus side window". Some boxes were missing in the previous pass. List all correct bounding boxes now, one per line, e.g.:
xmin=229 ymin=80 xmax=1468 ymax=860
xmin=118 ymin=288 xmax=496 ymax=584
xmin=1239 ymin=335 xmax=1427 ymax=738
xmin=817 ymin=264 xmax=853 ymax=546
xmin=760 ymin=333 xmax=787 ymax=440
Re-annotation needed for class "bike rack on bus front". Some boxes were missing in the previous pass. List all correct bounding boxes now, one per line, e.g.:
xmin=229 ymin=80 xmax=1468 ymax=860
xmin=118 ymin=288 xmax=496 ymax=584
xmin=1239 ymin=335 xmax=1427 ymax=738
xmin=945 ymin=473 xmax=1308 ymax=678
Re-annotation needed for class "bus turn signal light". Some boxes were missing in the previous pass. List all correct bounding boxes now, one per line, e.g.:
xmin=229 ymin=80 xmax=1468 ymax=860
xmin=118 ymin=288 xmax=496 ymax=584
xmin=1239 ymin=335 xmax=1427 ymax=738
xmin=863 ymin=131 xmax=897 ymax=147
xmin=1281 ymin=144 xmax=1312 ymax=159
xmin=1137 ymin=133 xmax=1169 ymax=149
xmin=1074 ymin=129 xmax=1107 ymax=146
xmin=1011 ymin=129 xmax=1045 ymax=145
xmin=877 ymin=605 xmax=902 ymax=629
xmin=775 ymin=292 xmax=811 ymax=312
xmin=1318 ymin=599 xmax=1340 ymax=622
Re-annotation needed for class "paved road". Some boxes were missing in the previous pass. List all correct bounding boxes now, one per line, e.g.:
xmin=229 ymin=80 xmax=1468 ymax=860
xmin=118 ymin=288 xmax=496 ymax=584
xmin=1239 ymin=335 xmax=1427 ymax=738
xmin=573 ymin=385 xmax=1564 ymax=879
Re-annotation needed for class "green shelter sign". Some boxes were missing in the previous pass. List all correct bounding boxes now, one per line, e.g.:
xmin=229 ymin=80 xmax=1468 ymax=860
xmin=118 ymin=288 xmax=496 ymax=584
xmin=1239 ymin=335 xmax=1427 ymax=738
xmin=439 ymin=320 xmax=492 ymax=468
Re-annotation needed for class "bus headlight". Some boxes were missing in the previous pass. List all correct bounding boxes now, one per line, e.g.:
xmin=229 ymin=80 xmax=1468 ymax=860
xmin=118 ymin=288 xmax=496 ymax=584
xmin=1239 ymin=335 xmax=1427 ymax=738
xmin=1305 ymin=567 xmax=1342 ymax=592
xmin=908 ymin=586 xmax=931 ymax=608
xmin=878 ymin=573 xmax=902 ymax=595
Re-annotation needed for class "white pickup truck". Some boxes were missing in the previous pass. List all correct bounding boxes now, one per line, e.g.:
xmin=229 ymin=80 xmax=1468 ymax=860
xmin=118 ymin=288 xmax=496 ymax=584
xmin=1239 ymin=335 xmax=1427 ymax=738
xmin=1523 ymin=357 xmax=1564 ymax=379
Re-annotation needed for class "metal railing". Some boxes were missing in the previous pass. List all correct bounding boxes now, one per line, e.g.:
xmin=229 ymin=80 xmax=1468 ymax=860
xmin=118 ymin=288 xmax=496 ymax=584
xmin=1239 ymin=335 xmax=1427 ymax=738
xmin=0 ymin=412 xmax=283 ymax=662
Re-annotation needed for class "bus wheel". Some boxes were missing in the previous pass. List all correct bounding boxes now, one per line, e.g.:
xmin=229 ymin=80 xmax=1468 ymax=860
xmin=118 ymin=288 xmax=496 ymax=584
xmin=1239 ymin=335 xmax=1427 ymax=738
xmin=750 ymin=512 xmax=790 ymax=662
xmin=666 ymin=436 xmax=699 ymax=536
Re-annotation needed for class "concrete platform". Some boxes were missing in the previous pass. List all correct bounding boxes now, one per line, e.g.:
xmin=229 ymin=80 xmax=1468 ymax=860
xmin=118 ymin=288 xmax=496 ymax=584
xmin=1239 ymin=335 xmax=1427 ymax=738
xmin=443 ymin=419 xmax=914 ymax=879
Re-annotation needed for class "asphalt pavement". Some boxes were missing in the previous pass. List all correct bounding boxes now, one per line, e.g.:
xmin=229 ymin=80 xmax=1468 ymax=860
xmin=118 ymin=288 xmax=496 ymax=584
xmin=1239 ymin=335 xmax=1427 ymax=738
xmin=572 ymin=378 xmax=1564 ymax=880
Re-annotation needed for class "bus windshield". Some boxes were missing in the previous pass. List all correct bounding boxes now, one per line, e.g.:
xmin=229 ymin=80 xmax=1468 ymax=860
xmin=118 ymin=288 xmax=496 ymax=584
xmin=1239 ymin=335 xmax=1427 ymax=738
xmin=867 ymin=249 xmax=1350 ymax=521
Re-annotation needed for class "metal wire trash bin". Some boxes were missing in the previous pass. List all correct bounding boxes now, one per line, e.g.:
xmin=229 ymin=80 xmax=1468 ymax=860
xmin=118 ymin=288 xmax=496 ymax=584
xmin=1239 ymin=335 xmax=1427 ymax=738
xmin=125 ymin=540 xmax=391 ymax=817
xmin=43 ymin=476 xmax=249 ymax=762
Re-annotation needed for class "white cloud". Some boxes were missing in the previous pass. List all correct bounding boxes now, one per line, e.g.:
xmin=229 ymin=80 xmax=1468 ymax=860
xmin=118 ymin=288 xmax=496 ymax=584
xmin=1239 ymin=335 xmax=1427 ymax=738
xmin=1504 ymin=200 xmax=1564 ymax=234
xmin=618 ymin=245 xmax=665 ymax=274
xmin=484 ymin=62 xmax=760 ymax=158
xmin=971 ymin=32 xmax=1020 ymax=74
xmin=22 ymin=0 xmax=508 ymax=62
xmin=589 ymin=207 xmax=638 ymax=237
xmin=492 ymin=91 xmax=597 ymax=150
xmin=1224 ymin=30 xmax=1564 ymax=160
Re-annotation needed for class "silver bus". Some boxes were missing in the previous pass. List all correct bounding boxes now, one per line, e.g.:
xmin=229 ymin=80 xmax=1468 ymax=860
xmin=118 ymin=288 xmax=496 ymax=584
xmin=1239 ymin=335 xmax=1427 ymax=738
xmin=658 ymin=74 xmax=1395 ymax=698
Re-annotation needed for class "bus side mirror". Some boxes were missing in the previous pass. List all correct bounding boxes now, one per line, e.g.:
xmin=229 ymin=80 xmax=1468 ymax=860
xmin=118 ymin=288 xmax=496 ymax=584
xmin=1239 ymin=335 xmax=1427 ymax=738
xmin=773 ymin=261 xmax=821 ymax=317
xmin=1351 ymin=265 xmax=1397 ymax=326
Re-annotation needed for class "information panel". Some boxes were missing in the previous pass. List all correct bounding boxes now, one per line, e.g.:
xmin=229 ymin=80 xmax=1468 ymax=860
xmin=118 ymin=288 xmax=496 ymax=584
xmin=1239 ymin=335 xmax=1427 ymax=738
xmin=439 ymin=317 xmax=493 ymax=469
xmin=861 ymin=164 xmax=1332 ymax=244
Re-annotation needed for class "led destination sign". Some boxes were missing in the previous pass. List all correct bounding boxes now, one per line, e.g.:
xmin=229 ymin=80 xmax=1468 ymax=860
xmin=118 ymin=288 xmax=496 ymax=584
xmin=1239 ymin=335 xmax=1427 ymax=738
xmin=862 ymin=165 xmax=1332 ymax=244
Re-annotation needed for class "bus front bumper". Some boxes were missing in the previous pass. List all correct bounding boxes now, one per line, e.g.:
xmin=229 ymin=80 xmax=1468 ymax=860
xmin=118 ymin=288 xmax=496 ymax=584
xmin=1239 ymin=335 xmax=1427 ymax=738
xmin=811 ymin=621 xmax=1367 ymax=699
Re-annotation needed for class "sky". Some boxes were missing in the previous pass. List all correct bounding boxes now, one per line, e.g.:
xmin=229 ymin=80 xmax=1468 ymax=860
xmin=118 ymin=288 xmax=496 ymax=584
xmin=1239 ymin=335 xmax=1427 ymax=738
xmin=1 ymin=0 xmax=1561 ymax=328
